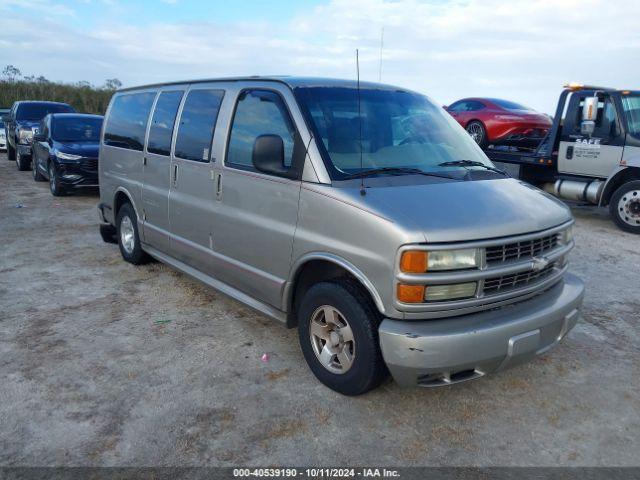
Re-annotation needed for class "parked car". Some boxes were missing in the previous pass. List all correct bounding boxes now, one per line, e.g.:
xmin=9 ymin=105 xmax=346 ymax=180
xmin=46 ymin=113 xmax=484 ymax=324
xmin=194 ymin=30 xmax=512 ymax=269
xmin=445 ymin=97 xmax=552 ymax=148
xmin=0 ymin=117 xmax=7 ymax=151
xmin=32 ymin=113 xmax=103 ymax=196
xmin=98 ymin=77 xmax=584 ymax=395
xmin=4 ymin=101 xmax=76 ymax=170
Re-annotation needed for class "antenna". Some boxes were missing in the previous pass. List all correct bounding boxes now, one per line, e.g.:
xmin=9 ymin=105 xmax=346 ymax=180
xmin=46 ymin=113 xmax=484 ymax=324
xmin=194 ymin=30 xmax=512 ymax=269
xmin=357 ymin=49 xmax=365 ymax=196
xmin=378 ymin=27 xmax=384 ymax=82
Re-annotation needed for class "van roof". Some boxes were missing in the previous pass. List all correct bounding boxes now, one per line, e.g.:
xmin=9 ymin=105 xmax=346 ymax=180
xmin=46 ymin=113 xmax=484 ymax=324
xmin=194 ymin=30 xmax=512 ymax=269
xmin=117 ymin=76 xmax=411 ymax=93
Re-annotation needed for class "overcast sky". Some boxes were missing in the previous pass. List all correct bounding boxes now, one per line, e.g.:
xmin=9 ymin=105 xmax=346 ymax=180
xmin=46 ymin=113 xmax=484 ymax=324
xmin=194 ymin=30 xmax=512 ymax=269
xmin=1 ymin=0 xmax=639 ymax=113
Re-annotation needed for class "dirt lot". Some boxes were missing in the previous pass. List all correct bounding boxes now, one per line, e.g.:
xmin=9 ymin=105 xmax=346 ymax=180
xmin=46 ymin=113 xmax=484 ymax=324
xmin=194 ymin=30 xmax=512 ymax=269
xmin=0 ymin=151 xmax=638 ymax=467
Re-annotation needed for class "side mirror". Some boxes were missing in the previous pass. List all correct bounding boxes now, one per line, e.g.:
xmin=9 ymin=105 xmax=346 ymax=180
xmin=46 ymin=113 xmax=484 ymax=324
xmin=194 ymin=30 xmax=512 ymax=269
xmin=252 ymin=134 xmax=289 ymax=176
xmin=580 ymin=120 xmax=595 ymax=136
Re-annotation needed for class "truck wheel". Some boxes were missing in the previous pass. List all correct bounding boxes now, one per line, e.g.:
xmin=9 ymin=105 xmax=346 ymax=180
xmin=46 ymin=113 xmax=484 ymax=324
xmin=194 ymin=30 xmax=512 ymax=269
xmin=116 ymin=203 xmax=150 ymax=264
xmin=49 ymin=163 xmax=66 ymax=196
xmin=610 ymin=180 xmax=640 ymax=234
xmin=32 ymin=158 xmax=45 ymax=181
xmin=297 ymin=280 xmax=388 ymax=396
xmin=7 ymin=141 xmax=16 ymax=161
xmin=466 ymin=121 xmax=488 ymax=148
xmin=16 ymin=151 xmax=30 ymax=171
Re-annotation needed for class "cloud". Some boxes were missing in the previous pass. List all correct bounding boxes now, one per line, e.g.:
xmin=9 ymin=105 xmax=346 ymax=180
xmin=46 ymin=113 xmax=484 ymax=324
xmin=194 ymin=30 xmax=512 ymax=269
xmin=1 ymin=0 xmax=639 ymax=112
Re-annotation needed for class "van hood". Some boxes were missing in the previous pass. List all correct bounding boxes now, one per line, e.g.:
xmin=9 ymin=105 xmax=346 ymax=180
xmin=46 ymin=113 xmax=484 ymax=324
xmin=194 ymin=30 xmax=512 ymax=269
xmin=341 ymin=178 xmax=571 ymax=243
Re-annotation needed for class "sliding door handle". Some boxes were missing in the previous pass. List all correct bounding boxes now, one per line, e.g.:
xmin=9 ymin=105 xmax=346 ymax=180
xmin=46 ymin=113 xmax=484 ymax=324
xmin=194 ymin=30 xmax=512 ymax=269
xmin=216 ymin=173 xmax=222 ymax=201
xmin=173 ymin=164 xmax=178 ymax=185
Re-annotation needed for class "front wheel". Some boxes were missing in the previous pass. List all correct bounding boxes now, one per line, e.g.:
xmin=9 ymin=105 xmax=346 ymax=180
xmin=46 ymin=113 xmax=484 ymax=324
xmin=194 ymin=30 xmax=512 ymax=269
xmin=49 ymin=163 xmax=66 ymax=196
xmin=7 ymin=141 xmax=16 ymax=161
xmin=297 ymin=281 xmax=388 ymax=396
xmin=116 ymin=203 xmax=150 ymax=264
xmin=610 ymin=180 xmax=640 ymax=234
xmin=466 ymin=121 xmax=488 ymax=149
xmin=16 ymin=151 xmax=30 ymax=171
xmin=33 ymin=158 xmax=45 ymax=181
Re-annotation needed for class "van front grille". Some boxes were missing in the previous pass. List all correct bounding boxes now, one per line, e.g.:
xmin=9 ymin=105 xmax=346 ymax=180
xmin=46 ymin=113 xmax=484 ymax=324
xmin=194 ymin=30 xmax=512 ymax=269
xmin=483 ymin=262 xmax=557 ymax=295
xmin=485 ymin=233 xmax=560 ymax=265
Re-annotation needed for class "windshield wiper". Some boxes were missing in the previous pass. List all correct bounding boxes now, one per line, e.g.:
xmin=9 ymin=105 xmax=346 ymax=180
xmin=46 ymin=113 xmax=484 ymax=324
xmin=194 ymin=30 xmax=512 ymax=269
xmin=342 ymin=167 xmax=460 ymax=181
xmin=438 ymin=160 xmax=509 ymax=177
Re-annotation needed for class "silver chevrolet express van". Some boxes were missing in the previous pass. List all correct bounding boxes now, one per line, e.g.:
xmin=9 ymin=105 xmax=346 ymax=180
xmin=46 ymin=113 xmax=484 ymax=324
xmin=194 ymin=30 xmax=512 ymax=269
xmin=98 ymin=77 xmax=584 ymax=395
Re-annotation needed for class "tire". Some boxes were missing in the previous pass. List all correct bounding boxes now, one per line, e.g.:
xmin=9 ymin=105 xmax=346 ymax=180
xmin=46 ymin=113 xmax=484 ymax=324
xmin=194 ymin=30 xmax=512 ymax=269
xmin=49 ymin=163 xmax=66 ymax=196
xmin=116 ymin=202 xmax=150 ymax=264
xmin=466 ymin=121 xmax=488 ymax=149
xmin=297 ymin=280 xmax=388 ymax=396
xmin=16 ymin=150 xmax=30 ymax=171
xmin=100 ymin=224 xmax=118 ymax=244
xmin=609 ymin=180 xmax=640 ymax=234
xmin=32 ymin=158 xmax=45 ymax=181
xmin=7 ymin=141 xmax=16 ymax=161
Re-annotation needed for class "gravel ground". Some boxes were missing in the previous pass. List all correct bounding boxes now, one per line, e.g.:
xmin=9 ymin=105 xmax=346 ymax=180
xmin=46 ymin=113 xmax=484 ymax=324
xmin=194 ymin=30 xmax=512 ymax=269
xmin=0 ymin=152 xmax=638 ymax=467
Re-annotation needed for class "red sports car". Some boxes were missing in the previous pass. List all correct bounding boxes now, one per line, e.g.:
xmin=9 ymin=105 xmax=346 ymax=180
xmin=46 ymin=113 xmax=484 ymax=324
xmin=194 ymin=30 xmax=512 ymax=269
xmin=445 ymin=98 xmax=552 ymax=149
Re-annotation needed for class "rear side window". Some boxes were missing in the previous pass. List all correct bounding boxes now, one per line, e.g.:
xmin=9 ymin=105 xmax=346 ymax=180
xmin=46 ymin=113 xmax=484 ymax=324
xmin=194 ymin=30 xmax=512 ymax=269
xmin=17 ymin=103 xmax=75 ymax=121
xmin=227 ymin=90 xmax=296 ymax=170
xmin=147 ymin=90 xmax=184 ymax=156
xmin=104 ymin=92 xmax=156 ymax=151
xmin=174 ymin=89 xmax=224 ymax=162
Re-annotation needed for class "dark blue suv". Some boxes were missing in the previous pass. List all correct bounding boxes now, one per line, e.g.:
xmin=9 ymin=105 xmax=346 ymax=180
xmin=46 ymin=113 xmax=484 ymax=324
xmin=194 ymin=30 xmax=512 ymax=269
xmin=4 ymin=101 xmax=76 ymax=170
xmin=32 ymin=113 xmax=103 ymax=196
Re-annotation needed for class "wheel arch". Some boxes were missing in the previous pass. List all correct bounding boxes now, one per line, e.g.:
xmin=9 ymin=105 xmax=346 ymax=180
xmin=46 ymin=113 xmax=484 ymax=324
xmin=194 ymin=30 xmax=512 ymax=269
xmin=285 ymin=253 xmax=385 ymax=328
xmin=113 ymin=187 xmax=141 ymax=221
xmin=599 ymin=166 xmax=640 ymax=206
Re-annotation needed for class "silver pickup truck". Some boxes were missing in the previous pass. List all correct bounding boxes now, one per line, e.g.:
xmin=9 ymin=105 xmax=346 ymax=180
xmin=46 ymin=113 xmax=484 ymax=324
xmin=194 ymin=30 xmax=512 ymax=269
xmin=98 ymin=77 xmax=584 ymax=395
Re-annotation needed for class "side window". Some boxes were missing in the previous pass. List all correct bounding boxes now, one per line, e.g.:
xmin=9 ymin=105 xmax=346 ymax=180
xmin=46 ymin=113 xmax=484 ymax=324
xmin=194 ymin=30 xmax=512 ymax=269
xmin=147 ymin=90 xmax=184 ymax=156
xmin=466 ymin=101 xmax=485 ymax=111
xmin=593 ymin=98 xmax=618 ymax=138
xmin=174 ymin=89 xmax=224 ymax=162
xmin=448 ymin=101 xmax=465 ymax=112
xmin=227 ymin=90 xmax=296 ymax=171
xmin=104 ymin=92 xmax=156 ymax=151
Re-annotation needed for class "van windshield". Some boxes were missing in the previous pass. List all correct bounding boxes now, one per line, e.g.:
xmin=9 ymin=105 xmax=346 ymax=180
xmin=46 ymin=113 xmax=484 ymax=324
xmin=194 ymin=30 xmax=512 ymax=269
xmin=295 ymin=87 xmax=493 ymax=180
xmin=621 ymin=94 xmax=640 ymax=137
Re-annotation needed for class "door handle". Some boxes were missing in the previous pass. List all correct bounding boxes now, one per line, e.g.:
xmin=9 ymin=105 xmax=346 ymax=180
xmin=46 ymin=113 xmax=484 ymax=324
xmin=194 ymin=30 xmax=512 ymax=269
xmin=143 ymin=156 xmax=147 ymax=166
xmin=216 ymin=173 xmax=222 ymax=201
xmin=173 ymin=164 xmax=178 ymax=186
xmin=566 ymin=146 xmax=574 ymax=160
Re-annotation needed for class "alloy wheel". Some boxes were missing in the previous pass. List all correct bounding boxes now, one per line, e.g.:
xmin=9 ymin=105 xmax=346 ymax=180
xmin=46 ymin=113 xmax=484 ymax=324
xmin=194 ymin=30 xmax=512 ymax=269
xmin=309 ymin=305 xmax=355 ymax=374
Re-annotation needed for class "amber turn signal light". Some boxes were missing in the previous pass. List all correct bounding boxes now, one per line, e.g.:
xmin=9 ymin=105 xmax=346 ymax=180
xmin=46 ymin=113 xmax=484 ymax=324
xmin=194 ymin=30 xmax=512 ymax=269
xmin=400 ymin=251 xmax=428 ymax=273
xmin=397 ymin=284 xmax=425 ymax=303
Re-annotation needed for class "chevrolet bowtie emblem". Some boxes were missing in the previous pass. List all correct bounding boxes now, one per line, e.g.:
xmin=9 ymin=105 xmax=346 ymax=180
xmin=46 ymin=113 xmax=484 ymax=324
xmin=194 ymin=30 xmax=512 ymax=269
xmin=531 ymin=256 xmax=550 ymax=272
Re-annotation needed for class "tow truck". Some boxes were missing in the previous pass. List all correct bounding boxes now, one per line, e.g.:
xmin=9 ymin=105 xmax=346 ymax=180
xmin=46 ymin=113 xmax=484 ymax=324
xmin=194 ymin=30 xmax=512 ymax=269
xmin=484 ymin=84 xmax=640 ymax=233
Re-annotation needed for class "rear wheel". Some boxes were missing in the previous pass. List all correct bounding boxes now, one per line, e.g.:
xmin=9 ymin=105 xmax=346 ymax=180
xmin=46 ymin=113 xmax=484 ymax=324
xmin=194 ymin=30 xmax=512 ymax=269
xmin=297 ymin=280 xmax=388 ymax=396
xmin=49 ymin=163 xmax=66 ymax=196
xmin=116 ymin=203 xmax=150 ymax=264
xmin=610 ymin=180 xmax=640 ymax=234
xmin=466 ymin=121 xmax=488 ymax=149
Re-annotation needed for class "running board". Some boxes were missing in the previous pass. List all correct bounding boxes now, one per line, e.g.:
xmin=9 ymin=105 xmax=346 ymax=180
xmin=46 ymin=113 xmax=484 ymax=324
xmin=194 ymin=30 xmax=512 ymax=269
xmin=143 ymin=244 xmax=288 ymax=324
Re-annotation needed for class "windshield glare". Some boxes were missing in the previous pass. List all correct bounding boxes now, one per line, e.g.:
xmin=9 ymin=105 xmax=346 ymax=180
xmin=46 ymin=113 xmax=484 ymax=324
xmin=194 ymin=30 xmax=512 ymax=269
xmin=53 ymin=117 xmax=103 ymax=142
xmin=18 ymin=103 xmax=74 ymax=121
xmin=621 ymin=95 xmax=640 ymax=136
xmin=295 ymin=87 xmax=493 ymax=180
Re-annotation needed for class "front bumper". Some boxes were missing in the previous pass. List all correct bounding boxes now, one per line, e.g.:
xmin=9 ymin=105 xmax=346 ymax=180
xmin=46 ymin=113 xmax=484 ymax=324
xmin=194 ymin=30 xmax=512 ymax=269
xmin=56 ymin=162 xmax=99 ymax=188
xmin=379 ymin=273 xmax=584 ymax=387
xmin=17 ymin=144 xmax=32 ymax=156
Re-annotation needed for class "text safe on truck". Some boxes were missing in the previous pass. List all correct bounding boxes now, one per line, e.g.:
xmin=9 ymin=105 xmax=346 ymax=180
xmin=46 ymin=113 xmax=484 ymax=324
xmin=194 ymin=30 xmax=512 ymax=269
xmin=485 ymin=84 xmax=640 ymax=233
xmin=97 ymin=77 xmax=584 ymax=395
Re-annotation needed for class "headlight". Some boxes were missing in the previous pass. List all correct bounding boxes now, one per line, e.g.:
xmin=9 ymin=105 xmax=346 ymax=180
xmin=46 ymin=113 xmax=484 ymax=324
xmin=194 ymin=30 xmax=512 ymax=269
xmin=560 ymin=226 xmax=573 ymax=245
xmin=57 ymin=152 xmax=83 ymax=161
xmin=18 ymin=128 xmax=34 ymax=144
xmin=424 ymin=282 xmax=477 ymax=301
xmin=400 ymin=248 xmax=479 ymax=273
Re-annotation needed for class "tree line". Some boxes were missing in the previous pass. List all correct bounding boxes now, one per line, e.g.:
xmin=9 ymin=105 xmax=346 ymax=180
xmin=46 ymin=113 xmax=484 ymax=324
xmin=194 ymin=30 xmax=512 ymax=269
xmin=0 ymin=65 xmax=121 ymax=115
